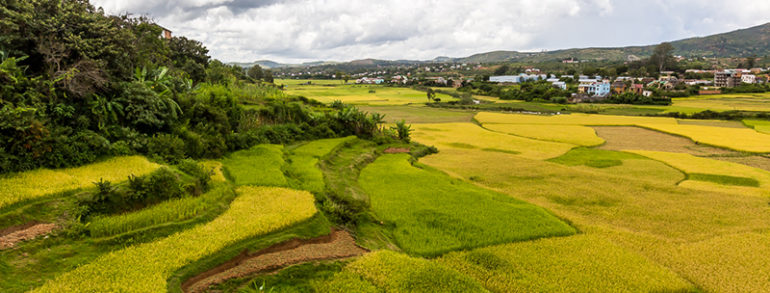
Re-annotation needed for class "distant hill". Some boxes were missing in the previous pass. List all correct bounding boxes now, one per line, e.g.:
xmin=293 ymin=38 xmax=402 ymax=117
xmin=234 ymin=22 xmax=770 ymax=68
xmin=452 ymin=22 xmax=770 ymax=63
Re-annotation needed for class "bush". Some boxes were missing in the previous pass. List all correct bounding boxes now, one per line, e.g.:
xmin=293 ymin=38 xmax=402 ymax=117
xmin=146 ymin=133 xmax=186 ymax=163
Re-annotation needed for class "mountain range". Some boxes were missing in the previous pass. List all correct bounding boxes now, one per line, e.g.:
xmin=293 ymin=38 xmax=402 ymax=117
xmin=232 ymin=22 xmax=770 ymax=69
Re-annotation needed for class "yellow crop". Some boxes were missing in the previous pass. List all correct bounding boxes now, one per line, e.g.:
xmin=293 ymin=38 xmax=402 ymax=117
xmin=0 ymin=156 xmax=160 ymax=209
xmin=484 ymin=123 xmax=604 ymax=146
xmin=475 ymin=112 xmax=678 ymax=125
xmin=322 ymin=250 xmax=487 ymax=292
xmin=438 ymin=234 xmax=695 ymax=292
xmin=33 ymin=186 xmax=317 ymax=292
xmin=412 ymin=123 xmax=574 ymax=160
xmin=629 ymin=150 xmax=770 ymax=189
xmin=200 ymin=160 xmax=226 ymax=182
xmin=638 ymin=123 xmax=770 ymax=153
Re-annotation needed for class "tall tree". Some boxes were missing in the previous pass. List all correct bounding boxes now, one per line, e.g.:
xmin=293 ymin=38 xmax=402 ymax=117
xmin=650 ymin=42 xmax=675 ymax=72
xmin=247 ymin=65 xmax=263 ymax=80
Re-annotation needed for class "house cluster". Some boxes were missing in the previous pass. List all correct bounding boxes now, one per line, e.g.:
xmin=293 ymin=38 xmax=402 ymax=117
xmin=356 ymin=77 xmax=385 ymax=84
xmin=713 ymin=69 xmax=764 ymax=87
xmin=489 ymin=74 xmax=551 ymax=84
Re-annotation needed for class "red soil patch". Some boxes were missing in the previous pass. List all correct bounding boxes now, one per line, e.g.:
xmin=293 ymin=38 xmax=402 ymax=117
xmin=384 ymin=147 xmax=410 ymax=154
xmin=182 ymin=229 xmax=367 ymax=293
xmin=0 ymin=223 xmax=57 ymax=250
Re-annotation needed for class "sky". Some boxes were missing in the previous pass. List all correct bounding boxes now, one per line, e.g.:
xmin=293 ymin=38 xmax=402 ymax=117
xmin=91 ymin=0 xmax=770 ymax=64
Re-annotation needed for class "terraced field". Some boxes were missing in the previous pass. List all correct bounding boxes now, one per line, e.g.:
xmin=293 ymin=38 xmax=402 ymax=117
xmin=6 ymin=99 xmax=770 ymax=292
xmin=277 ymin=80 xmax=455 ymax=105
xmin=33 ymin=186 xmax=317 ymax=292
xmin=359 ymin=154 xmax=575 ymax=256
xmin=0 ymin=156 xmax=160 ymax=209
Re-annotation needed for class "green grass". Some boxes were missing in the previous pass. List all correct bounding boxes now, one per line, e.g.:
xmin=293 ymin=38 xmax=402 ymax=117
xmin=357 ymin=105 xmax=475 ymax=123
xmin=87 ymin=184 xmax=235 ymax=238
xmin=688 ymin=173 xmax=760 ymax=187
xmin=222 ymin=144 xmax=287 ymax=186
xmin=359 ymin=154 xmax=576 ymax=257
xmin=548 ymin=147 xmax=646 ymax=168
xmin=286 ymin=137 xmax=357 ymax=194
xmin=316 ymin=250 xmax=486 ymax=293
xmin=212 ymin=261 xmax=349 ymax=293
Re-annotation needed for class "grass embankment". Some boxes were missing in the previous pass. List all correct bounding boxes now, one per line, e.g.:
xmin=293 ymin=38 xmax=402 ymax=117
xmin=0 ymin=156 xmax=160 ymax=210
xmin=33 ymin=186 xmax=317 ymax=292
xmin=222 ymin=144 xmax=287 ymax=186
xmin=285 ymin=136 xmax=357 ymax=194
xmin=87 ymin=184 xmax=235 ymax=238
xmin=359 ymin=154 xmax=575 ymax=257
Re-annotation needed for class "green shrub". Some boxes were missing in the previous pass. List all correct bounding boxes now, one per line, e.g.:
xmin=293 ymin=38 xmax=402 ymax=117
xmin=147 ymin=133 xmax=186 ymax=164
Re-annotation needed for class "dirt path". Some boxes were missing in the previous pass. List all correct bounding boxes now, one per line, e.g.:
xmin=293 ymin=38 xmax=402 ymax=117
xmin=182 ymin=230 xmax=367 ymax=293
xmin=0 ymin=223 xmax=57 ymax=250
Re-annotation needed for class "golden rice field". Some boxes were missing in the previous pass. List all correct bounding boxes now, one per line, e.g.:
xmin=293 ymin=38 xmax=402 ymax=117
xmin=483 ymin=124 xmax=604 ymax=146
xmin=437 ymin=234 xmax=695 ymax=292
xmin=32 ymin=186 xmax=316 ymax=292
xmin=637 ymin=123 xmax=770 ymax=153
xmin=277 ymin=82 xmax=455 ymax=105
xmin=476 ymin=111 xmax=770 ymax=153
xmin=316 ymin=250 xmax=487 ymax=292
xmin=629 ymin=150 xmax=770 ymax=196
xmin=475 ymin=112 xmax=678 ymax=125
xmin=412 ymin=111 xmax=770 ymax=292
xmin=668 ymin=93 xmax=770 ymax=112
xmin=0 ymin=156 xmax=160 ymax=210
xmin=411 ymin=123 xmax=574 ymax=160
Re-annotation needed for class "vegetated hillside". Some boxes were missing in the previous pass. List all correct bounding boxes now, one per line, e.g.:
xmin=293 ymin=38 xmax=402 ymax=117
xmin=258 ymin=22 xmax=770 ymax=68
xmin=454 ymin=22 xmax=770 ymax=63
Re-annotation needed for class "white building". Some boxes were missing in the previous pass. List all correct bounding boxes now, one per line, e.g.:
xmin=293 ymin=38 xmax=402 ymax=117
xmin=489 ymin=75 xmax=520 ymax=83
xmin=742 ymin=74 xmax=756 ymax=84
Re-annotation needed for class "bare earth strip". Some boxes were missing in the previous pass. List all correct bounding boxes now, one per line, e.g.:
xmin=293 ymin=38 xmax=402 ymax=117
xmin=593 ymin=126 xmax=736 ymax=156
xmin=183 ymin=230 xmax=367 ymax=293
xmin=0 ymin=223 xmax=57 ymax=250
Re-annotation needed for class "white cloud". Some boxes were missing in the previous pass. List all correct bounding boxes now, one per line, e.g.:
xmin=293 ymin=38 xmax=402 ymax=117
xmin=91 ymin=0 xmax=770 ymax=63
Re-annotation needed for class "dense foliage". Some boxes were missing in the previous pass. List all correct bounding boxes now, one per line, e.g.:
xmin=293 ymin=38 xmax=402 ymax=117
xmin=0 ymin=0 xmax=389 ymax=174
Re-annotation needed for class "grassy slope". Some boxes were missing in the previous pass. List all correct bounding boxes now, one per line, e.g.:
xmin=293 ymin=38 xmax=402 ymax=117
xmin=33 ymin=186 xmax=317 ymax=292
xmin=222 ymin=144 xmax=287 ymax=186
xmin=285 ymin=137 xmax=357 ymax=194
xmin=359 ymin=154 xmax=575 ymax=257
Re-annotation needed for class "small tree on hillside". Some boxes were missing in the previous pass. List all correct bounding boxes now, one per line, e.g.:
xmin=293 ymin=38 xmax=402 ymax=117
xmin=426 ymin=88 xmax=436 ymax=102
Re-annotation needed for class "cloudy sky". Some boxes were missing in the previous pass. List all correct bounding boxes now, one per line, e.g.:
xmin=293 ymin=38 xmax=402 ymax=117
xmin=91 ymin=0 xmax=770 ymax=63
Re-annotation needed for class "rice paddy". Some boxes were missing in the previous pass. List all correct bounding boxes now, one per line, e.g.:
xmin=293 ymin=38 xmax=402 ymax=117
xmin=0 ymin=156 xmax=160 ymax=210
xmin=411 ymin=122 xmax=575 ymax=160
xmin=277 ymin=81 xmax=456 ymax=105
xmin=32 ymin=186 xmax=317 ymax=292
xmin=359 ymin=154 xmax=575 ymax=257
xmin=222 ymin=144 xmax=287 ymax=186
xmin=438 ymin=234 xmax=696 ymax=292
xmin=9 ymin=94 xmax=770 ymax=292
